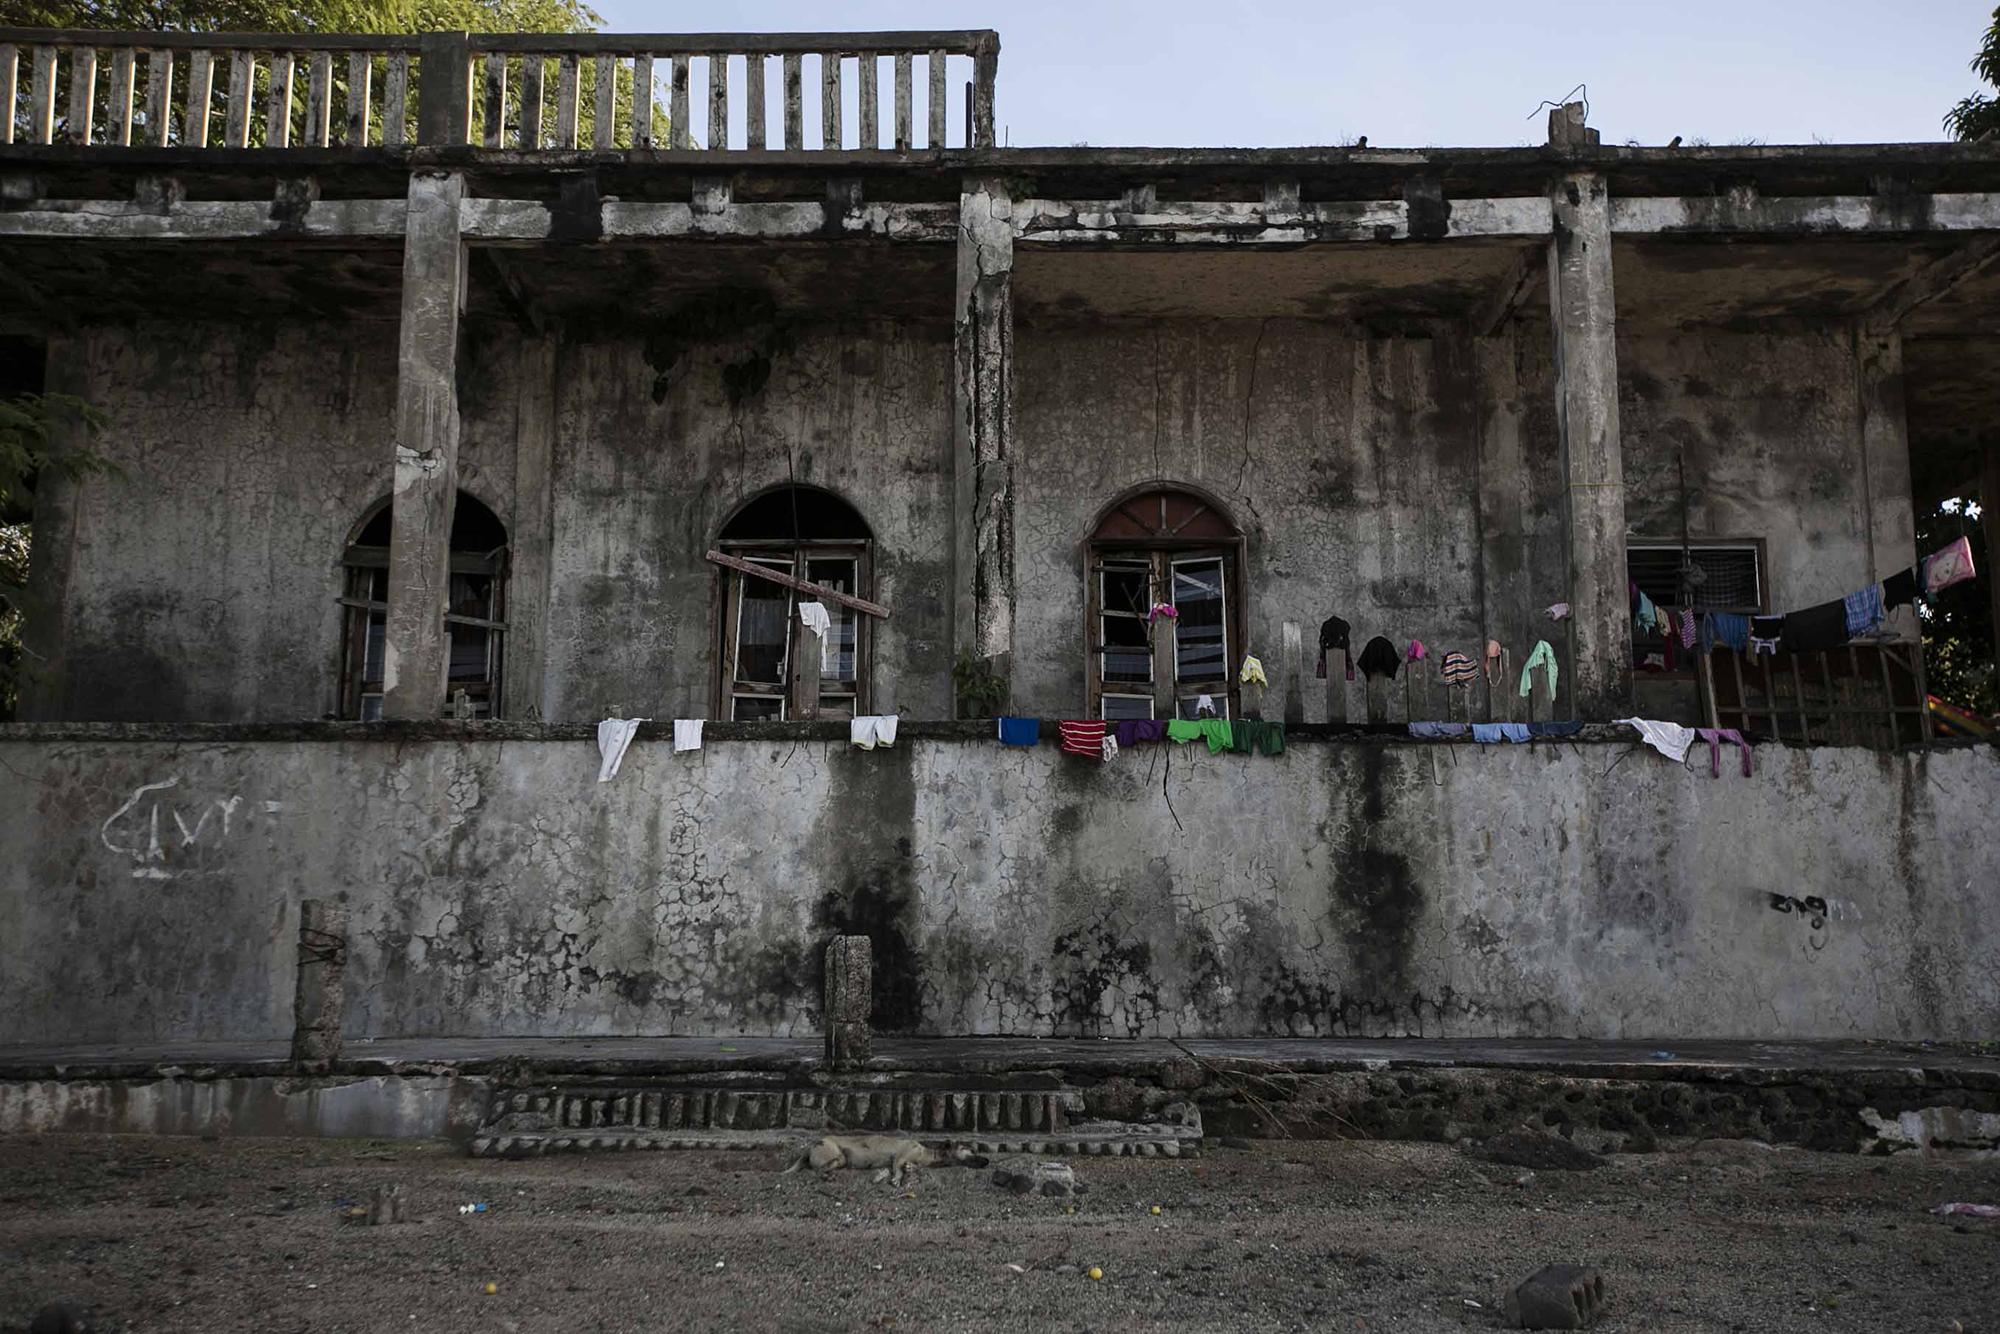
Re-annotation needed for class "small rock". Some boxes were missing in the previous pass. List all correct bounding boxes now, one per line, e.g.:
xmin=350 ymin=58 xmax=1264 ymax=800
xmin=1472 ymin=1128 xmax=1604 ymax=1172
xmin=1504 ymin=1264 xmax=1605 ymax=1329
xmin=991 ymin=1158 xmax=1079 ymax=1198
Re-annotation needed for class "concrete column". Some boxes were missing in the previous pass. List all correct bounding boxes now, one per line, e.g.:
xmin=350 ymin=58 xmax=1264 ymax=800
xmin=953 ymin=176 xmax=1015 ymax=700
xmin=504 ymin=335 xmax=558 ymax=720
xmin=289 ymin=898 xmax=349 ymax=1068
xmin=823 ymin=934 xmax=872 ymax=1069
xmin=1475 ymin=332 xmax=1535 ymax=693
xmin=1854 ymin=330 xmax=1918 ymax=637
xmin=1984 ymin=442 xmax=2000 ymax=689
xmin=1547 ymin=169 xmax=1630 ymax=720
xmin=382 ymin=169 xmax=465 ymax=720
xmin=16 ymin=333 xmax=90 ymax=722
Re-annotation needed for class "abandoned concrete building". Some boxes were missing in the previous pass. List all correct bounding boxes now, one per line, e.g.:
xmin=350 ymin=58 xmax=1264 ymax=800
xmin=2 ymin=26 xmax=1999 ymax=1061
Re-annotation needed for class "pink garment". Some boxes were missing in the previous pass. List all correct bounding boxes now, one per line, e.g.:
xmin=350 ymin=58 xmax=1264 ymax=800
xmin=1407 ymin=639 xmax=1427 ymax=661
xmin=1677 ymin=608 xmax=1698 ymax=648
xmin=1921 ymin=536 xmax=1976 ymax=597
xmin=1694 ymin=727 xmax=1752 ymax=778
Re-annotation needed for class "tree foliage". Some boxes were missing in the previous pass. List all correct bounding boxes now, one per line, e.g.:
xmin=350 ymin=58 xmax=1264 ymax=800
xmin=0 ymin=1 xmax=604 ymax=33
xmin=1 ymin=394 xmax=113 ymax=719
xmin=1917 ymin=499 xmax=1996 ymax=715
xmin=1946 ymin=6 xmax=2000 ymax=141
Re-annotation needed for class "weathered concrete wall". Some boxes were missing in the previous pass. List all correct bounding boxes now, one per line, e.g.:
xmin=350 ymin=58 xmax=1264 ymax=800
xmin=2 ymin=730 xmax=1993 ymax=1045
xmin=541 ymin=321 xmax=955 ymax=722
xmin=20 ymin=322 xmax=523 ymax=722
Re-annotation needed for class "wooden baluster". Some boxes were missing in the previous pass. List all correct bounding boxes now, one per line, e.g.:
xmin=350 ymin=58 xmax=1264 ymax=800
xmin=224 ymin=50 xmax=253 ymax=146
xmin=707 ymin=51 xmax=727 ymax=150
xmin=182 ymin=50 xmax=213 ymax=146
xmin=66 ymin=45 xmax=97 ymax=144
xmin=591 ymin=53 xmax=614 ymax=148
xmin=0 ymin=45 xmax=14 ymax=146
xmin=481 ymin=51 xmax=507 ymax=148
xmin=517 ymin=54 xmax=543 ymax=148
xmin=106 ymin=47 xmax=135 ymax=145
xmin=304 ymin=50 xmax=331 ymax=146
xmin=29 ymin=46 xmax=57 ymax=144
xmin=782 ymin=53 xmax=801 ymax=149
xmin=265 ymin=52 xmax=294 ymax=147
xmin=893 ymin=51 xmax=911 ymax=150
xmin=857 ymin=51 xmax=876 ymax=149
xmin=343 ymin=52 xmax=371 ymax=146
xmin=553 ymin=52 xmax=579 ymax=147
xmin=381 ymin=52 xmax=408 ymax=145
xmin=820 ymin=51 xmax=841 ymax=149
xmin=744 ymin=52 xmax=764 ymax=149
xmin=1325 ymin=649 xmax=1348 ymax=724
xmin=669 ymin=54 xmax=689 ymax=149
xmin=144 ymin=49 xmax=173 ymax=146
xmin=973 ymin=38 xmax=996 ymax=147
xmin=630 ymin=52 xmax=653 ymax=148
xmin=927 ymin=47 xmax=946 ymax=148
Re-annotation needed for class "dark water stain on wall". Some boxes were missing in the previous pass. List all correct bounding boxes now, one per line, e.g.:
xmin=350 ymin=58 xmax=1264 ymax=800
xmin=1327 ymin=746 xmax=1426 ymax=1031
xmin=811 ymin=745 xmax=925 ymax=1030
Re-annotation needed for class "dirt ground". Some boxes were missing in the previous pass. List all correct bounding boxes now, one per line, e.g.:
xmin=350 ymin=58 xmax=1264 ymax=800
xmin=1 ymin=1133 xmax=1996 ymax=1332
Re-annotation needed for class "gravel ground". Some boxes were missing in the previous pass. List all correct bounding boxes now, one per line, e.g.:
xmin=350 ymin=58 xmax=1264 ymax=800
xmin=1 ymin=1133 xmax=1996 ymax=1332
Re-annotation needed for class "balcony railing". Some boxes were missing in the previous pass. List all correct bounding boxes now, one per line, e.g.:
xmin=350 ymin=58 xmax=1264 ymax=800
xmin=0 ymin=28 xmax=999 ymax=152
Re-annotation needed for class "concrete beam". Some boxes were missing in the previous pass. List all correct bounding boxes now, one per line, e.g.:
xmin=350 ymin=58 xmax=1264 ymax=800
xmin=1855 ymin=235 xmax=2000 ymax=332
xmin=1547 ymin=171 xmax=1630 ymax=720
xmin=1470 ymin=242 xmax=1545 ymax=336
xmin=1609 ymin=191 xmax=2000 ymax=235
xmin=382 ymin=169 xmax=466 ymax=721
xmin=0 ymin=197 xmax=406 ymax=239
xmin=459 ymin=197 xmax=957 ymax=242
xmin=954 ymin=176 xmax=1015 ymax=695
xmin=1015 ymin=195 xmax=1553 ymax=245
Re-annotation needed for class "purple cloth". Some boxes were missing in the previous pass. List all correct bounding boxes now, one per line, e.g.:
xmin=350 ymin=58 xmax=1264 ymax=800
xmin=1113 ymin=720 xmax=1168 ymax=747
xmin=1694 ymin=727 xmax=1752 ymax=778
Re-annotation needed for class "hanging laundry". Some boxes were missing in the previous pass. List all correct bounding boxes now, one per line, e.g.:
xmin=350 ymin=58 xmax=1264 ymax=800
xmin=1113 ymin=719 xmax=1168 ymax=747
xmin=1057 ymin=719 xmax=1107 ymax=760
xmin=596 ymin=717 xmax=646 ymax=782
xmin=1693 ymin=727 xmax=1753 ymax=778
xmin=1316 ymin=614 xmax=1353 ymax=681
xmin=1438 ymin=651 xmax=1478 ymax=686
xmin=1633 ymin=590 xmax=1660 ymax=632
xmin=1519 ymin=640 xmax=1558 ymax=701
xmin=996 ymin=716 xmax=1040 ymax=746
xmin=672 ymin=719 xmax=704 ymax=753
xmin=1239 ymin=655 xmax=1268 ymax=687
xmin=1749 ymin=615 xmax=1785 ymax=657
xmin=1882 ymin=566 xmax=1918 ymax=610
xmin=1616 ymin=717 xmax=1695 ymax=764
xmin=1484 ymin=639 xmax=1504 ymax=684
xmin=1101 ymin=734 xmax=1120 ymax=763
xmin=1676 ymin=608 xmax=1698 ymax=648
xmin=1165 ymin=719 xmax=1203 ymax=745
xmin=1472 ymin=722 xmax=1530 ymax=743
xmin=1699 ymin=612 xmax=1749 ymax=655
xmin=1780 ymin=600 xmax=1847 ymax=653
xmin=1546 ymin=602 xmax=1571 ymax=621
xmin=1196 ymin=718 xmax=1234 ymax=754
xmin=1842 ymin=583 xmax=1883 ymax=638
xmin=796 ymin=601 xmax=832 ymax=638
xmin=1194 ymin=693 xmax=1219 ymax=717
xmin=1148 ymin=602 xmax=1179 ymax=624
xmin=1228 ymin=720 xmax=1286 ymax=756
xmin=1406 ymin=639 xmax=1427 ymax=662
xmin=850 ymin=715 xmax=899 ymax=749
xmin=1357 ymin=636 xmax=1401 ymax=680
xmin=1528 ymin=721 xmax=1584 ymax=738
xmin=1921 ymin=536 xmax=1977 ymax=596
xmin=1408 ymin=721 xmax=1469 ymax=739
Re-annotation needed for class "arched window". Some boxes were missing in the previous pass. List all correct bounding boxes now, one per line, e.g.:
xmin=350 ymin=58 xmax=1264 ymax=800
xmin=338 ymin=493 xmax=509 ymax=720
xmin=1086 ymin=488 xmax=1244 ymax=721
xmin=715 ymin=487 xmax=872 ymax=720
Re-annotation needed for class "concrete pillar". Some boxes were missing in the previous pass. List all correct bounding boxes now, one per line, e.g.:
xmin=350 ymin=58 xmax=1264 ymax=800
xmin=16 ymin=333 xmax=90 ymax=722
xmin=1547 ymin=169 xmax=1630 ymax=720
xmin=1475 ymin=332 xmax=1536 ymax=693
xmin=504 ymin=335 xmax=558 ymax=720
xmin=289 ymin=898 xmax=349 ymax=1068
xmin=823 ymin=934 xmax=872 ymax=1069
xmin=953 ymin=176 xmax=1015 ymax=701
xmin=1854 ymin=330 xmax=1918 ymax=637
xmin=382 ymin=169 xmax=466 ymax=720
xmin=1984 ymin=442 xmax=2000 ymax=689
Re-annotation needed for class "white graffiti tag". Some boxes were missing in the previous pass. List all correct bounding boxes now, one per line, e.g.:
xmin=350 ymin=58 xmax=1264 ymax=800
xmin=101 ymin=776 xmax=245 ymax=880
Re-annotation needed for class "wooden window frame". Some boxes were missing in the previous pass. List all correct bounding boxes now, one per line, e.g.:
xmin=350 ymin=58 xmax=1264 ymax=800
xmin=1084 ymin=539 xmax=1246 ymax=721
xmin=714 ymin=540 xmax=873 ymax=720
xmin=336 ymin=544 xmax=508 ymax=719
xmin=1628 ymin=537 xmax=1767 ymax=680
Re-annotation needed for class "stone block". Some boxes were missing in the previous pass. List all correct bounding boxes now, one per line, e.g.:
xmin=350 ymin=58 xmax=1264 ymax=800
xmin=1504 ymin=1264 xmax=1605 ymax=1329
xmin=823 ymin=935 xmax=872 ymax=1068
xmin=990 ymin=1158 xmax=1079 ymax=1197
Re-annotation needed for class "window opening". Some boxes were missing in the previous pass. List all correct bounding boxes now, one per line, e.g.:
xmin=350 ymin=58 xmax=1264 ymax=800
xmin=1085 ymin=489 xmax=1243 ymax=720
xmin=716 ymin=487 xmax=872 ymax=721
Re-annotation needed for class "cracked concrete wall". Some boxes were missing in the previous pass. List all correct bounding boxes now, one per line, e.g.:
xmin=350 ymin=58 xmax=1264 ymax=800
xmin=19 ymin=322 xmax=523 ymax=722
xmin=2 ymin=734 xmax=1994 ymax=1043
xmin=540 ymin=322 xmax=955 ymax=722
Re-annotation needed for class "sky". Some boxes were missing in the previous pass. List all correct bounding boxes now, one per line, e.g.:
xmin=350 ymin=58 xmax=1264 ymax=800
xmin=589 ymin=0 xmax=1996 ymax=149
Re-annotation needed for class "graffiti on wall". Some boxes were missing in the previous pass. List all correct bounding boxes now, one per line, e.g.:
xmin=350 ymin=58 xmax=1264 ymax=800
xmin=100 ymin=776 xmax=246 ymax=880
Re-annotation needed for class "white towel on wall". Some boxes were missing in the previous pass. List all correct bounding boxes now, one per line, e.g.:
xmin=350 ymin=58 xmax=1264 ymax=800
xmin=1615 ymin=717 xmax=1695 ymax=765
xmin=850 ymin=715 xmax=899 ymax=749
xmin=596 ymin=717 xmax=646 ymax=782
xmin=673 ymin=719 xmax=704 ymax=753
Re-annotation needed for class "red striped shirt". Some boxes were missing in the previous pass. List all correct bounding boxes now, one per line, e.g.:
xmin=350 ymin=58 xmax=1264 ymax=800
xmin=1058 ymin=720 xmax=1107 ymax=760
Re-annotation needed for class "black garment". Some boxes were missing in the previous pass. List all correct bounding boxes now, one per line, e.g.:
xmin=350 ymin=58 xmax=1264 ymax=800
xmin=1356 ymin=635 xmax=1401 ymax=681
xmin=1750 ymin=615 xmax=1786 ymax=643
xmin=1780 ymin=600 xmax=1848 ymax=653
xmin=1315 ymin=614 xmax=1352 ymax=680
xmin=1883 ymin=567 xmax=1918 ymax=610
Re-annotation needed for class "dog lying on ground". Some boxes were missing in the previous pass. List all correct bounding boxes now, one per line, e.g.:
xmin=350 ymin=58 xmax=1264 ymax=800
xmin=780 ymin=1135 xmax=989 ymax=1186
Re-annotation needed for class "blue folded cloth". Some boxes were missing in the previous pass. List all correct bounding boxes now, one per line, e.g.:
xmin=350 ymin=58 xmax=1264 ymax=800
xmin=1700 ymin=612 xmax=1750 ymax=655
xmin=1843 ymin=583 xmax=1883 ymax=637
xmin=1528 ymin=721 xmax=1584 ymax=738
xmin=996 ymin=716 xmax=1040 ymax=746
xmin=1408 ymin=722 xmax=1468 ymax=739
xmin=1472 ymin=722 xmax=1530 ymax=744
